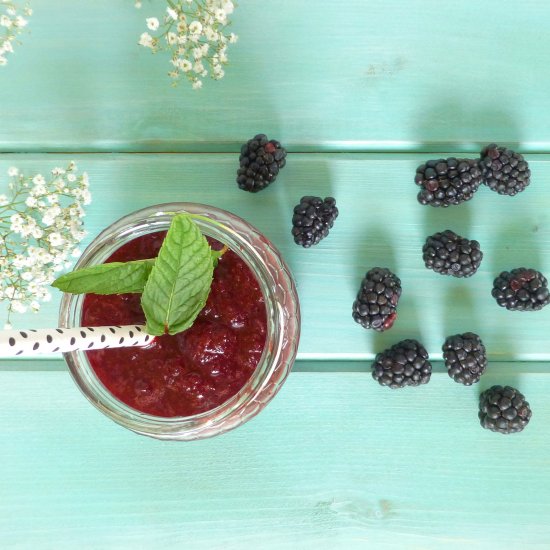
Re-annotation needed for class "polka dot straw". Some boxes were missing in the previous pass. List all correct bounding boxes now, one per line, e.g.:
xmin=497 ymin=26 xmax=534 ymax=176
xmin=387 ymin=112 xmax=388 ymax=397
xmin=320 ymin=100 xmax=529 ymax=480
xmin=0 ymin=325 xmax=154 ymax=356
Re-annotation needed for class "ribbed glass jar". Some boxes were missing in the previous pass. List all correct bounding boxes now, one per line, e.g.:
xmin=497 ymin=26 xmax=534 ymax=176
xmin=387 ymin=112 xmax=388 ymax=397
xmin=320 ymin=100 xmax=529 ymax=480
xmin=59 ymin=203 xmax=300 ymax=440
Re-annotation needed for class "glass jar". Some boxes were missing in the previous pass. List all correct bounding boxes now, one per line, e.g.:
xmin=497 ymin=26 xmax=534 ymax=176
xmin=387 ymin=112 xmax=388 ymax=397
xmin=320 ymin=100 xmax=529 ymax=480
xmin=59 ymin=203 xmax=300 ymax=440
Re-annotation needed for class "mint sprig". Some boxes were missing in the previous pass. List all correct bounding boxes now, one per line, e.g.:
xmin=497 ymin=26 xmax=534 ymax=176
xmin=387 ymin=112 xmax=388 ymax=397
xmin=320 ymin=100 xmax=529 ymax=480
xmin=53 ymin=213 xmax=221 ymax=336
xmin=141 ymin=214 xmax=213 ymax=336
xmin=52 ymin=259 xmax=155 ymax=294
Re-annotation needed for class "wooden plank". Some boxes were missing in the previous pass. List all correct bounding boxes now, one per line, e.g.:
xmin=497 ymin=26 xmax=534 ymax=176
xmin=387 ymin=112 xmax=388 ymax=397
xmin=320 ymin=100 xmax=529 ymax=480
xmin=1 ymin=370 xmax=550 ymax=548
xmin=0 ymin=153 xmax=549 ymax=361
xmin=2 ymin=1 xmax=550 ymax=152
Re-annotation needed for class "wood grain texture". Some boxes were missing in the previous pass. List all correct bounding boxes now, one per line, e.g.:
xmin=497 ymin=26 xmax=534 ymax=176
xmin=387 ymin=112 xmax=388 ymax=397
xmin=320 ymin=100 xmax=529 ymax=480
xmin=0 ymin=153 xmax=548 ymax=361
xmin=1 ymin=370 xmax=550 ymax=549
xmin=2 ymin=1 xmax=550 ymax=152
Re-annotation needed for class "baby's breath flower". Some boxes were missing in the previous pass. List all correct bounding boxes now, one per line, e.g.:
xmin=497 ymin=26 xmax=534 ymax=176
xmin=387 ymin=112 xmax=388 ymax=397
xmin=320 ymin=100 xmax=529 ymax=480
xmin=139 ymin=32 xmax=155 ymax=49
xmin=146 ymin=17 xmax=160 ymax=31
xmin=0 ymin=162 xmax=91 ymax=323
xmin=138 ymin=0 xmax=238 ymax=89
xmin=0 ymin=2 xmax=32 ymax=66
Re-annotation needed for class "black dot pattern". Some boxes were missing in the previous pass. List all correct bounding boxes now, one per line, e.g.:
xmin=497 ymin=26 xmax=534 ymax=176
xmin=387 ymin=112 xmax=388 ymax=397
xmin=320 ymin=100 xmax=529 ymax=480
xmin=1 ymin=325 xmax=154 ymax=356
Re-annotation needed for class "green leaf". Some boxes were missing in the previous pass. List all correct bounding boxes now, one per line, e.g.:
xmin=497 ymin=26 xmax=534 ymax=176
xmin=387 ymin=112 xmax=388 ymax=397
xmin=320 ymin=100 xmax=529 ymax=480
xmin=210 ymin=245 xmax=228 ymax=268
xmin=52 ymin=259 xmax=155 ymax=295
xmin=141 ymin=214 xmax=214 ymax=336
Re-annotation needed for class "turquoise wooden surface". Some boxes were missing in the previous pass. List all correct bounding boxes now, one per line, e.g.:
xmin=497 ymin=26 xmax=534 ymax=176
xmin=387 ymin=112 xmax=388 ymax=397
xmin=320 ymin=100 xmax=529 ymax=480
xmin=2 ymin=1 xmax=550 ymax=152
xmin=2 ymin=0 xmax=550 ymax=548
xmin=1 ymin=154 xmax=549 ymax=361
xmin=2 ymin=369 xmax=550 ymax=549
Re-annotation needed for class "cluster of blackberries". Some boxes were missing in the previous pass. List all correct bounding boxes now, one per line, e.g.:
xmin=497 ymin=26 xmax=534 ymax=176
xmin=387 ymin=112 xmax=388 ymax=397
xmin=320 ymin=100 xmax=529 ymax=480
xmin=236 ymin=135 xmax=339 ymax=248
xmin=236 ymin=136 xmax=538 ymax=435
xmin=372 ymin=332 xmax=487 ymax=389
xmin=416 ymin=144 xmax=531 ymax=207
xmin=371 ymin=333 xmax=532 ymax=434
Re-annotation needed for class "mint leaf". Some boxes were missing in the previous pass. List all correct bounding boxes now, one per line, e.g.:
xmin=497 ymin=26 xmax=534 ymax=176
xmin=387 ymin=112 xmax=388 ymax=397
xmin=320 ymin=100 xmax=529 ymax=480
xmin=52 ymin=259 xmax=155 ymax=294
xmin=141 ymin=214 xmax=214 ymax=336
xmin=210 ymin=245 xmax=228 ymax=268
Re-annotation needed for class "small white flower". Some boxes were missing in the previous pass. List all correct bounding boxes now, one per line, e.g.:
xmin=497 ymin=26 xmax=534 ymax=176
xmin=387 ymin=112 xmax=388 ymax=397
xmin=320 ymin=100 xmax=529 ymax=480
xmin=222 ymin=1 xmax=235 ymax=14
xmin=0 ymin=57 xmax=7 ymax=67
xmin=0 ymin=15 xmax=12 ymax=28
xmin=176 ymin=21 xmax=187 ymax=34
xmin=3 ymin=41 xmax=13 ymax=53
xmin=139 ymin=32 xmax=154 ymax=48
xmin=166 ymin=7 xmax=178 ymax=21
xmin=146 ymin=17 xmax=160 ymax=31
xmin=11 ymin=301 xmax=27 ymax=314
xmin=192 ymin=47 xmax=203 ymax=60
xmin=193 ymin=61 xmax=205 ymax=74
xmin=0 ymin=194 xmax=8 ymax=206
xmin=166 ymin=32 xmax=178 ymax=45
xmin=189 ymin=21 xmax=202 ymax=35
xmin=7 ymin=167 xmax=18 ymax=177
xmin=192 ymin=79 xmax=203 ymax=90
xmin=14 ymin=16 xmax=28 ymax=28
xmin=10 ymin=213 xmax=24 ymax=232
xmin=4 ymin=322 xmax=12 ymax=330
xmin=172 ymin=58 xmax=191 ymax=72
xmin=229 ymin=33 xmax=238 ymax=44
xmin=32 ymin=174 xmax=46 ymax=186
xmin=30 ymin=301 xmax=40 ymax=312
xmin=214 ymin=9 xmax=226 ymax=23
xmin=67 ymin=173 xmax=76 ymax=182
xmin=48 ymin=232 xmax=65 ymax=248
xmin=25 ymin=196 xmax=38 ymax=208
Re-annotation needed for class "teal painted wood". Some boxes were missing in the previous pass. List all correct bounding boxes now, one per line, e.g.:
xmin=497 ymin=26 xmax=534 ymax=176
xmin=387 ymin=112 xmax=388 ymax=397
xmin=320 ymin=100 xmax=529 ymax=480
xmin=1 ymin=370 xmax=550 ymax=548
xmin=0 ymin=153 xmax=549 ymax=361
xmin=2 ymin=1 xmax=550 ymax=152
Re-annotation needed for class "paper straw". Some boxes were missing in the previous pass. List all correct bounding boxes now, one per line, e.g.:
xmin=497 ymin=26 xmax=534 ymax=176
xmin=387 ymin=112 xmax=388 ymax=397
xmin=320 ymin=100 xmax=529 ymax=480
xmin=0 ymin=324 xmax=154 ymax=357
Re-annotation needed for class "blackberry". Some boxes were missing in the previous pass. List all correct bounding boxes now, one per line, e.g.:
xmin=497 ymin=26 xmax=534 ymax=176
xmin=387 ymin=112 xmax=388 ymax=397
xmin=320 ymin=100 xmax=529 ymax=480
xmin=423 ymin=230 xmax=483 ymax=278
xmin=291 ymin=196 xmax=338 ymax=247
xmin=492 ymin=268 xmax=550 ymax=311
xmin=371 ymin=339 xmax=432 ymax=389
xmin=479 ymin=385 xmax=532 ymax=434
xmin=415 ymin=157 xmax=483 ymax=207
xmin=479 ymin=143 xmax=530 ymax=196
xmin=442 ymin=332 xmax=487 ymax=385
xmin=352 ymin=268 xmax=401 ymax=331
xmin=236 ymin=134 xmax=287 ymax=192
